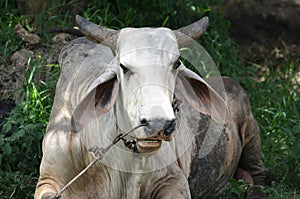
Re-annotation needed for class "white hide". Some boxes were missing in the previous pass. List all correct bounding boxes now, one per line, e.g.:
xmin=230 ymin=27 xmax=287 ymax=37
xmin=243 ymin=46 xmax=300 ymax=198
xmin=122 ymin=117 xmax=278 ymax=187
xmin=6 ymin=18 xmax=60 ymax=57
xmin=116 ymin=28 xmax=179 ymax=136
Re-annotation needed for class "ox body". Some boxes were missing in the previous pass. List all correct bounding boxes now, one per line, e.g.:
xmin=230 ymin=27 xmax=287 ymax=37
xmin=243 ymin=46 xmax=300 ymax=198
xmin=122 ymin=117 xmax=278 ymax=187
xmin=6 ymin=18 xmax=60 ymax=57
xmin=35 ymin=16 xmax=266 ymax=199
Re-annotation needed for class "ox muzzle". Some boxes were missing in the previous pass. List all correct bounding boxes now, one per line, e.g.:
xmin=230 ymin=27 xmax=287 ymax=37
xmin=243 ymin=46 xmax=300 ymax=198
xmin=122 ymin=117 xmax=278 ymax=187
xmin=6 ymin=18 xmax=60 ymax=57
xmin=141 ymin=118 xmax=176 ymax=137
xmin=125 ymin=98 xmax=181 ymax=153
xmin=126 ymin=118 xmax=176 ymax=153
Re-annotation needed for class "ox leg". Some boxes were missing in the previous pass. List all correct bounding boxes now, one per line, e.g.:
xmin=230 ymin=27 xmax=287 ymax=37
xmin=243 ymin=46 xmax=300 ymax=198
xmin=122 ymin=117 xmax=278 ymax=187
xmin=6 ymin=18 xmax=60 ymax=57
xmin=153 ymin=168 xmax=191 ymax=199
xmin=234 ymin=167 xmax=268 ymax=199
xmin=40 ymin=192 xmax=61 ymax=199
xmin=239 ymin=124 xmax=266 ymax=185
xmin=234 ymin=167 xmax=254 ymax=185
xmin=35 ymin=131 xmax=81 ymax=199
xmin=155 ymin=186 xmax=190 ymax=199
xmin=239 ymin=116 xmax=268 ymax=198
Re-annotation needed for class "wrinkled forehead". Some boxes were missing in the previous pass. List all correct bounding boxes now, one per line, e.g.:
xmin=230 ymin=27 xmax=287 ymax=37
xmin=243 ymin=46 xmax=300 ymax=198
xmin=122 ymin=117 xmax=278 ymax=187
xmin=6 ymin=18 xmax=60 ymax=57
xmin=118 ymin=27 xmax=179 ymax=59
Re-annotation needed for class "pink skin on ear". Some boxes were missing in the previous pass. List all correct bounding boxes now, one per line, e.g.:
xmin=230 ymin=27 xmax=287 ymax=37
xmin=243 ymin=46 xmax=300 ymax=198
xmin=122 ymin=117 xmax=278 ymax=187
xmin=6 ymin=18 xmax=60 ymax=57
xmin=177 ymin=67 xmax=228 ymax=125
xmin=71 ymin=71 xmax=119 ymax=133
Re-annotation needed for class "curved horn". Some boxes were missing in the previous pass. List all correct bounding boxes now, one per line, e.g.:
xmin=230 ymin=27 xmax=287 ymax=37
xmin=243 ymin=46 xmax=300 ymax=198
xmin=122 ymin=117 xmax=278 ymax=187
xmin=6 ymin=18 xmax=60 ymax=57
xmin=174 ymin=17 xmax=209 ymax=46
xmin=76 ymin=15 xmax=119 ymax=48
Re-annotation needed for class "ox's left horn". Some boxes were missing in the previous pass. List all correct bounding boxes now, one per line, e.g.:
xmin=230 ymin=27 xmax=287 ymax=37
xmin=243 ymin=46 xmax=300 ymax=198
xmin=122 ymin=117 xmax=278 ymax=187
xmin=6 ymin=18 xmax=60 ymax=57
xmin=174 ymin=17 xmax=209 ymax=46
xmin=76 ymin=15 xmax=119 ymax=48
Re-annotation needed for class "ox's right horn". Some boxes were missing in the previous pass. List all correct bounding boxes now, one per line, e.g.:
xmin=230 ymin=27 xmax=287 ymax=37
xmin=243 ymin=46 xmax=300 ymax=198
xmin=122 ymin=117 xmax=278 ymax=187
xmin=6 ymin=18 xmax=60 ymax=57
xmin=174 ymin=17 xmax=209 ymax=46
xmin=76 ymin=15 xmax=119 ymax=49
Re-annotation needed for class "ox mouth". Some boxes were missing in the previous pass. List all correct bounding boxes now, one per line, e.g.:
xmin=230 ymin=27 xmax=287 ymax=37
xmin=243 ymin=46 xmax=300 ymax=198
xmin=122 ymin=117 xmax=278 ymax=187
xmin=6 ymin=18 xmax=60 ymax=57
xmin=137 ymin=138 xmax=162 ymax=153
xmin=136 ymin=134 xmax=172 ymax=153
xmin=124 ymin=135 xmax=173 ymax=153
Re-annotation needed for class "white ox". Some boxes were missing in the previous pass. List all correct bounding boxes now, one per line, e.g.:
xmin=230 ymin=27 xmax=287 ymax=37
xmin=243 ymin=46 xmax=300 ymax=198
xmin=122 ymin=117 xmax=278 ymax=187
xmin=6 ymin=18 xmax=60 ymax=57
xmin=35 ymin=15 xmax=266 ymax=199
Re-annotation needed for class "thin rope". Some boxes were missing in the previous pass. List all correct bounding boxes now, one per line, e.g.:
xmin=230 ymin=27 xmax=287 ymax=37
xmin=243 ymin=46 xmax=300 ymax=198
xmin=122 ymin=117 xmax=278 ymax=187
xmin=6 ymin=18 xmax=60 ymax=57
xmin=55 ymin=124 xmax=146 ymax=198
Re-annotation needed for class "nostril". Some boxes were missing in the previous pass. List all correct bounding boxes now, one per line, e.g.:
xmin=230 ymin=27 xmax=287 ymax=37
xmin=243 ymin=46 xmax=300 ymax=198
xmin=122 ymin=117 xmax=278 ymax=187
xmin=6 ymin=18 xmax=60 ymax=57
xmin=163 ymin=119 xmax=176 ymax=136
xmin=140 ymin=119 xmax=148 ymax=126
xmin=166 ymin=119 xmax=176 ymax=127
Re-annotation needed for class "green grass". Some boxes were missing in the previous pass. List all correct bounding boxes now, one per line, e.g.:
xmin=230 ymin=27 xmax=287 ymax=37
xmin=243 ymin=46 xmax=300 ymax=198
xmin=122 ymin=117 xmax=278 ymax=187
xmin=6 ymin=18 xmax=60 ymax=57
xmin=0 ymin=0 xmax=299 ymax=198
xmin=1 ymin=56 xmax=58 ymax=172
xmin=251 ymin=59 xmax=300 ymax=198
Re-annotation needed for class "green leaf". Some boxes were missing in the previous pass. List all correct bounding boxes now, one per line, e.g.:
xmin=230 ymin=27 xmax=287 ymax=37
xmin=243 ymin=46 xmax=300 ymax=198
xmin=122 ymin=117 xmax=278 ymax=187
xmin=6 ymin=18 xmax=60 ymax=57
xmin=292 ymin=140 xmax=300 ymax=159
xmin=0 ymin=136 xmax=4 ymax=146
xmin=292 ymin=124 xmax=300 ymax=133
xmin=3 ymin=143 xmax=12 ymax=156
xmin=161 ymin=16 xmax=169 ymax=27
xmin=7 ymin=129 xmax=26 ymax=142
xmin=1 ymin=122 xmax=12 ymax=134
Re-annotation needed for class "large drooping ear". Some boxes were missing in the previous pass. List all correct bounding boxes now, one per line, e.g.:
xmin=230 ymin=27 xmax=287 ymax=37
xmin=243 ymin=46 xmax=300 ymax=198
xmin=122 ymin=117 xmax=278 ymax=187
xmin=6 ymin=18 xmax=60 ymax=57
xmin=177 ymin=66 xmax=228 ymax=125
xmin=71 ymin=70 xmax=119 ymax=132
xmin=174 ymin=17 xmax=209 ymax=46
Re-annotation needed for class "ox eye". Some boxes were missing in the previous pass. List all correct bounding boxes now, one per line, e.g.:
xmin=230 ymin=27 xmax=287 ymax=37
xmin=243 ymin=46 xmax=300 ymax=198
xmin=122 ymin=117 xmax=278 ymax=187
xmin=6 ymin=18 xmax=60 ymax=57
xmin=173 ymin=58 xmax=181 ymax=69
xmin=120 ymin=63 xmax=129 ymax=74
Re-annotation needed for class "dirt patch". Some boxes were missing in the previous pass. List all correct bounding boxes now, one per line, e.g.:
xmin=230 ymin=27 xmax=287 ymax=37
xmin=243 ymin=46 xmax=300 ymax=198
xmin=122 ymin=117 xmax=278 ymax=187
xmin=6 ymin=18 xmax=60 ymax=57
xmin=0 ymin=32 xmax=73 ymax=102
xmin=222 ymin=0 xmax=300 ymax=45
xmin=222 ymin=0 xmax=300 ymax=84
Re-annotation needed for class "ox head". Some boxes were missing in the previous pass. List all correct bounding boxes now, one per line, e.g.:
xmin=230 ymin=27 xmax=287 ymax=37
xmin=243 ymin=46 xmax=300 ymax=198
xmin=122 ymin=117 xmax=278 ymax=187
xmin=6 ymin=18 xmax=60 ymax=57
xmin=72 ymin=15 xmax=227 ymax=153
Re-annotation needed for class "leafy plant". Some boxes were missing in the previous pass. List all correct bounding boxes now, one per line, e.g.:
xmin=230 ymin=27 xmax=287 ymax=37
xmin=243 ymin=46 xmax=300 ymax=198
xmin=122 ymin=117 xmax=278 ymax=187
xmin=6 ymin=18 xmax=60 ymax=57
xmin=224 ymin=178 xmax=251 ymax=198
xmin=0 ymin=56 xmax=59 ymax=173
xmin=0 ymin=171 xmax=36 ymax=199
xmin=0 ymin=10 xmax=23 ymax=62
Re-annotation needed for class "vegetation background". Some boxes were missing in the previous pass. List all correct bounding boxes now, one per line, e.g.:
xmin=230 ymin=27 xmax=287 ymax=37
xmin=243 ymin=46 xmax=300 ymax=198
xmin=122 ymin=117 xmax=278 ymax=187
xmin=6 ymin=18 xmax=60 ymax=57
xmin=0 ymin=0 xmax=299 ymax=198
